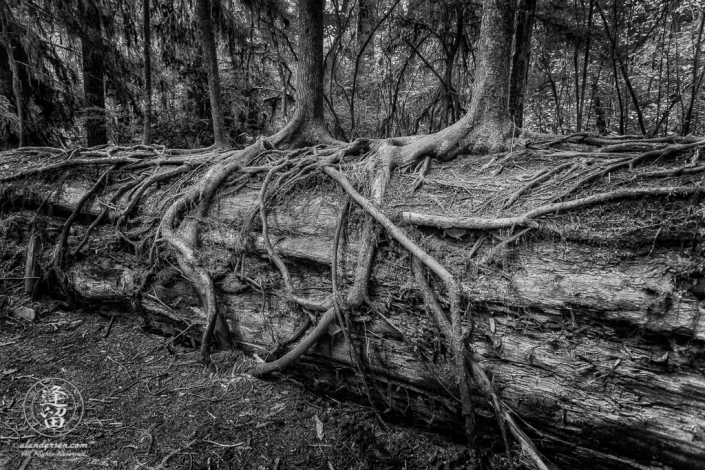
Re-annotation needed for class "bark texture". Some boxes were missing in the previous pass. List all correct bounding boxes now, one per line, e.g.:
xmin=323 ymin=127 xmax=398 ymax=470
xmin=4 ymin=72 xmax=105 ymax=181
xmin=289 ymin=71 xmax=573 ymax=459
xmin=272 ymin=0 xmax=333 ymax=147
xmin=509 ymin=0 xmax=536 ymax=129
xmin=197 ymin=0 xmax=228 ymax=148
xmin=81 ymin=23 xmax=107 ymax=147
xmin=357 ymin=0 xmax=375 ymax=70
xmin=142 ymin=0 xmax=152 ymax=146
xmin=0 ymin=6 xmax=24 ymax=147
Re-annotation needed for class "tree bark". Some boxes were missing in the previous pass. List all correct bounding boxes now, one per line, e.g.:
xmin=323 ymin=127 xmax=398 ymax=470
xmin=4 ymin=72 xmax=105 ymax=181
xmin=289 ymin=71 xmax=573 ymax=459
xmin=509 ymin=0 xmax=536 ymax=129
xmin=270 ymin=0 xmax=330 ymax=147
xmin=196 ymin=0 xmax=228 ymax=148
xmin=0 ymin=6 xmax=24 ymax=147
xmin=682 ymin=10 xmax=705 ymax=136
xmin=577 ymin=0 xmax=595 ymax=133
xmin=81 ymin=18 xmax=107 ymax=147
xmin=357 ymin=0 xmax=374 ymax=70
xmin=142 ymin=0 xmax=153 ymax=146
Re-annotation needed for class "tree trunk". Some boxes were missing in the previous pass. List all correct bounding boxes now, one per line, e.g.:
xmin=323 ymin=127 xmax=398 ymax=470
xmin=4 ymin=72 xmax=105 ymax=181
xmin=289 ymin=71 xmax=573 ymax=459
xmin=271 ymin=0 xmax=329 ymax=146
xmin=396 ymin=0 xmax=516 ymax=161
xmin=509 ymin=0 xmax=536 ymax=129
xmin=81 ymin=21 xmax=107 ymax=147
xmin=196 ymin=0 xmax=228 ymax=148
xmin=293 ymin=0 xmax=325 ymax=126
xmin=594 ymin=94 xmax=607 ymax=134
xmin=577 ymin=0 xmax=596 ymax=132
xmin=441 ymin=3 xmax=463 ymax=129
xmin=682 ymin=10 xmax=705 ymax=136
xmin=357 ymin=0 xmax=374 ymax=70
xmin=1 ymin=6 xmax=24 ymax=147
xmin=142 ymin=0 xmax=153 ymax=146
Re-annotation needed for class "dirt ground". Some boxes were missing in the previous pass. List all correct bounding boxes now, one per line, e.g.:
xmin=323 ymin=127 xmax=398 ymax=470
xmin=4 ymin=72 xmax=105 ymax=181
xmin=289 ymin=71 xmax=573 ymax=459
xmin=0 ymin=306 xmax=495 ymax=470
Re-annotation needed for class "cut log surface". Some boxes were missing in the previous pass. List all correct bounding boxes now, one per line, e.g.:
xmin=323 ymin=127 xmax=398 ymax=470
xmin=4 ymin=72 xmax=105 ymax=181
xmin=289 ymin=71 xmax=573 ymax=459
xmin=2 ymin=148 xmax=705 ymax=470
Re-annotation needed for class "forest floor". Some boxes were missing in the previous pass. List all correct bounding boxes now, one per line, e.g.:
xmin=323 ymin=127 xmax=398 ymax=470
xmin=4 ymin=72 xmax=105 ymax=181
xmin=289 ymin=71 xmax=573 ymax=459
xmin=0 ymin=305 xmax=493 ymax=470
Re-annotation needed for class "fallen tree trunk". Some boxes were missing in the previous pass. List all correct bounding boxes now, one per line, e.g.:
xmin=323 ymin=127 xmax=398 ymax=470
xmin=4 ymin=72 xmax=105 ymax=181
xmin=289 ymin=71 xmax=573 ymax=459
xmin=1 ymin=140 xmax=705 ymax=469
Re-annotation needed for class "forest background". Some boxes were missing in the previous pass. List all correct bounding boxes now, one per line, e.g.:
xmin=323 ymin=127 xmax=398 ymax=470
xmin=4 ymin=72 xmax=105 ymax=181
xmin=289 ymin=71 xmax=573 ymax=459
xmin=0 ymin=0 xmax=703 ymax=150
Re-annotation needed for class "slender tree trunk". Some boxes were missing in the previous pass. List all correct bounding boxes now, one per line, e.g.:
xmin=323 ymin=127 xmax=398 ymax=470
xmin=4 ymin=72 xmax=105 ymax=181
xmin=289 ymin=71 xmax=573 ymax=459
xmin=542 ymin=51 xmax=563 ymax=134
xmin=509 ymin=0 xmax=536 ymax=129
xmin=357 ymin=0 xmax=374 ymax=70
xmin=363 ymin=0 xmax=384 ymax=136
xmin=673 ymin=15 xmax=684 ymax=133
xmin=618 ymin=58 xmax=647 ymax=134
xmin=0 ymin=7 xmax=24 ymax=147
xmin=653 ymin=18 xmax=667 ymax=135
xmin=683 ymin=9 xmax=705 ymax=136
xmin=441 ymin=2 xmax=463 ymax=129
xmin=576 ymin=0 xmax=595 ymax=132
xmin=196 ymin=0 xmax=228 ymax=147
xmin=81 ymin=15 xmax=107 ymax=147
xmin=573 ymin=37 xmax=581 ymax=131
xmin=593 ymin=96 xmax=607 ymax=134
xmin=599 ymin=2 xmax=624 ymax=134
xmin=142 ymin=0 xmax=153 ymax=145
xmin=294 ymin=0 xmax=325 ymax=125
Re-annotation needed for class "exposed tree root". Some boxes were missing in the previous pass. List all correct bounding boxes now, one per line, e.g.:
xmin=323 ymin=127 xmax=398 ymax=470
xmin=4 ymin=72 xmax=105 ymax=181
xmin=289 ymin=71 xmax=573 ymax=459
xmin=252 ymin=164 xmax=376 ymax=376
xmin=5 ymin=131 xmax=705 ymax=469
xmin=329 ymin=198 xmax=380 ymax=417
xmin=504 ymin=162 xmax=576 ymax=209
xmin=324 ymin=166 xmax=477 ymax=446
xmin=478 ymin=227 xmax=534 ymax=266
xmin=411 ymin=156 xmax=431 ymax=192
xmin=117 ymin=166 xmax=191 ymax=227
xmin=258 ymin=159 xmax=330 ymax=311
xmin=160 ymin=140 xmax=270 ymax=362
xmin=1 ymin=157 xmax=147 ymax=183
xmin=262 ymin=315 xmax=312 ymax=361
xmin=642 ymin=164 xmax=705 ymax=178
xmin=43 ymin=165 xmax=117 ymax=299
xmin=534 ymin=132 xmax=704 ymax=148
xmin=252 ymin=306 xmax=337 ymax=376
xmin=72 ymin=173 xmax=150 ymax=257
xmin=402 ymin=184 xmax=703 ymax=230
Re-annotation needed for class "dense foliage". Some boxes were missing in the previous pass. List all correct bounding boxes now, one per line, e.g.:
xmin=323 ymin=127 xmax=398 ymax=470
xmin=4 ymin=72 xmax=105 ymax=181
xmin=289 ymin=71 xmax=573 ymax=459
xmin=0 ymin=0 xmax=703 ymax=148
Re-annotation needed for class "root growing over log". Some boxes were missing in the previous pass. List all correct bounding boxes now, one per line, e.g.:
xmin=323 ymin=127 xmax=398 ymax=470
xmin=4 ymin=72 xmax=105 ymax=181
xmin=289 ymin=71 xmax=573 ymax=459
xmin=3 ymin=131 xmax=705 ymax=469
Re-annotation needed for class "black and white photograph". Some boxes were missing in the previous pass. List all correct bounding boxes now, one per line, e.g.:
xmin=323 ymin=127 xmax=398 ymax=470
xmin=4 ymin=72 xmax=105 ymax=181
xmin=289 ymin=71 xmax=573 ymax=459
xmin=1 ymin=0 xmax=704 ymax=468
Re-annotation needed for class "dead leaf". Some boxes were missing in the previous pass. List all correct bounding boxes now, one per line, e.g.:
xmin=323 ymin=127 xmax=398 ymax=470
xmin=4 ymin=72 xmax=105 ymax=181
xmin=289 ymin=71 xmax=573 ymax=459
xmin=253 ymin=354 xmax=265 ymax=364
xmin=314 ymin=414 xmax=324 ymax=440
xmin=327 ymin=324 xmax=342 ymax=337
